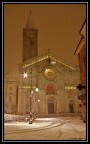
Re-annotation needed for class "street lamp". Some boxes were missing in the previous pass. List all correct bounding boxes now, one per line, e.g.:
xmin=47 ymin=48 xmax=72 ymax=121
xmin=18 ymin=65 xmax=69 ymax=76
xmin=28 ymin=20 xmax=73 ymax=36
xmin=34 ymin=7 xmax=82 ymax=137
xmin=23 ymin=71 xmax=33 ymax=124
xmin=35 ymin=87 xmax=39 ymax=92
xmin=28 ymin=67 xmax=33 ymax=124
xmin=23 ymin=72 xmax=28 ymax=78
xmin=24 ymin=68 xmax=39 ymax=124
xmin=28 ymin=88 xmax=39 ymax=124
xmin=29 ymin=90 xmax=33 ymax=124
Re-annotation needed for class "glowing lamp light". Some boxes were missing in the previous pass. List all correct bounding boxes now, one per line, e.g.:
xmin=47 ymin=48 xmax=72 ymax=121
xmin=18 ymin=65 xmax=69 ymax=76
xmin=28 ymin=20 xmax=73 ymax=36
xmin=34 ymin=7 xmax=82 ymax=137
xmin=51 ymin=61 xmax=56 ymax=65
xmin=38 ymin=99 xmax=40 ymax=102
xmin=31 ymin=91 xmax=33 ymax=94
xmin=24 ymin=72 xmax=27 ymax=78
xmin=35 ymin=88 xmax=39 ymax=91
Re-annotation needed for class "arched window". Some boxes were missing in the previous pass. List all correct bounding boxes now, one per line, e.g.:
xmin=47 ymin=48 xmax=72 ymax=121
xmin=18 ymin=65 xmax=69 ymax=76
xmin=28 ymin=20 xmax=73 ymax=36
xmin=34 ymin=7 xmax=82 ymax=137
xmin=46 ymin=84 xmax=57 ymax=95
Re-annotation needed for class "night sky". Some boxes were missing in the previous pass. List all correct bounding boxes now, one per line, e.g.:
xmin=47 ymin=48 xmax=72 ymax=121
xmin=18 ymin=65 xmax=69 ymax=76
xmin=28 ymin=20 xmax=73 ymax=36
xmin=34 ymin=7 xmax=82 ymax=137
xmin=4 ymin=3 xmax=86 ymax=77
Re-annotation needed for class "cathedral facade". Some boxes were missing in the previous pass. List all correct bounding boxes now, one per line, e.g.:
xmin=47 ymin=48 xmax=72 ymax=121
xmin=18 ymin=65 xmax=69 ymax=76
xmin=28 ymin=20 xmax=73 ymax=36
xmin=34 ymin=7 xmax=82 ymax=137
xmin=4 ymin=12 xmax=80 ymax=116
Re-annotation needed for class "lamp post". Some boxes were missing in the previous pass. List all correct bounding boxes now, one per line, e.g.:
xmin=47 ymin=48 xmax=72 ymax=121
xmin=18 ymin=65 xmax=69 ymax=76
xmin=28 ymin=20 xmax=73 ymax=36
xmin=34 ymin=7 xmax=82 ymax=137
xmin=23 ymin=71 xmax=33 ymax=124
xmin=23 ymin=68 xmax=39 ymax=124
xmin=28 ymin=67 xmax=33 ymax=124
xmin=77 ymin=84 xmax=86 ymax=122
xmin=28 ymin=90 xmax=33 ymax=124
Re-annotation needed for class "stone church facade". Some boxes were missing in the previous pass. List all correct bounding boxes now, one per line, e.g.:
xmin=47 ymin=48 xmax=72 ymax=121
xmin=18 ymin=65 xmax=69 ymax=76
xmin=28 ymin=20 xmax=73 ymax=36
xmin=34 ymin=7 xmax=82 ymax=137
xmin=4 ymin=12 xmax=80 ymax=115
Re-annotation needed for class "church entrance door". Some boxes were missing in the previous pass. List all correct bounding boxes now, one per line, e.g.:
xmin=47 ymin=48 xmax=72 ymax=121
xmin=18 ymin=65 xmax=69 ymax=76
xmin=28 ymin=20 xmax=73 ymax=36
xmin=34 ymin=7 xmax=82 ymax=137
xmin=69 ymin=100 xmax=75 ymax=113
xmin=48 ymin=102 xmax=54 ymax=114
xmin=69 ymin=104 xmax=74 ymax=113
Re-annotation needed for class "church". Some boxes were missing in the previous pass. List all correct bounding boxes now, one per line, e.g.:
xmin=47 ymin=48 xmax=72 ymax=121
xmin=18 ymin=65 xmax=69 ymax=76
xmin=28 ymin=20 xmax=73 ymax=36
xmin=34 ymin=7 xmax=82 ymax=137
xmin=4 ymin=12 xmax=80 ymax=116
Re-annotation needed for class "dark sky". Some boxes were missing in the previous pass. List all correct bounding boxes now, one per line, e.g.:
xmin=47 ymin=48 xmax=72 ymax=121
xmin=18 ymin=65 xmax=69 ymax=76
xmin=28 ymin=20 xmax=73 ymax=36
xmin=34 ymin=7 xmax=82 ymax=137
xmin=4 ymin=3 xmax=86 ymax=77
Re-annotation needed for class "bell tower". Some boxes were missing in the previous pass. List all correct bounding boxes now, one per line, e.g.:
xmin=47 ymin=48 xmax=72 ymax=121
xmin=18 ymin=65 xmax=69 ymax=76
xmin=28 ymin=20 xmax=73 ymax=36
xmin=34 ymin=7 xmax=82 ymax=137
xmin=22 ymin=11 xmax=38 ymax=62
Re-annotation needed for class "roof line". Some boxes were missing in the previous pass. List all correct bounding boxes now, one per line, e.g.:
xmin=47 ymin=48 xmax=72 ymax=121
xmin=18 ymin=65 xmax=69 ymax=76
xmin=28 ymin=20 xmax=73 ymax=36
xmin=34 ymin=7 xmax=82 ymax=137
xmin=74 ymin=36 xmax=84 ymax=55
xmin=79 ymin=19 xmax=86 ymax=37
xmin=19 ymin=52 xmax=78 ymax=71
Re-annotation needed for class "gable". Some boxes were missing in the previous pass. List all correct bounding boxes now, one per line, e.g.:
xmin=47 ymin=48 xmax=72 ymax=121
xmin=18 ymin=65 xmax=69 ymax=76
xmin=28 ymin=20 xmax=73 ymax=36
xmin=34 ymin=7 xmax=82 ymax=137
xmin=18 ymin=52 xmax=79 ymax=71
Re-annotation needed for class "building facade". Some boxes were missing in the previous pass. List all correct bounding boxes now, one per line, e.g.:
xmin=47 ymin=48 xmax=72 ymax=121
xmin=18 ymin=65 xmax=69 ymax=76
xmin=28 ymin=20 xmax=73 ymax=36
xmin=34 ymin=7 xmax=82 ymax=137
xmin=74 ymin=20 xmax=86 ymax=122
xmin=4 ymin=12 xmax=81 ymax=116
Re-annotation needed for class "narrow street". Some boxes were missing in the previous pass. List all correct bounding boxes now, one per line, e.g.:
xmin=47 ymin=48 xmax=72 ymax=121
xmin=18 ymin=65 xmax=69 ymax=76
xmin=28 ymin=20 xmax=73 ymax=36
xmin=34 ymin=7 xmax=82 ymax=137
xmin=4 ymin=116 xmax=86 ymax=141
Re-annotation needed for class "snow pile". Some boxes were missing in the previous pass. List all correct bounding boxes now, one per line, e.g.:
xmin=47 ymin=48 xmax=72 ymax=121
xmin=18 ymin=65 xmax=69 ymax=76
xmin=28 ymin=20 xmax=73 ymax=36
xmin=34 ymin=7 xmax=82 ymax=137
xmin=4 ymin=114 xmax=26 ymax=123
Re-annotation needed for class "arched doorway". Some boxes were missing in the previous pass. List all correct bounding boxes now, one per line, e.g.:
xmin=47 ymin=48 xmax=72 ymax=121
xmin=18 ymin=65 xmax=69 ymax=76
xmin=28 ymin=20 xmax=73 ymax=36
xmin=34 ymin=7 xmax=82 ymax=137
xmin=48 ymin=98 xmax=57 ymax=114
xmin=48 ymin=99 xmax=54 ymax=114
xmin=69 ymin=100 xmax=75 ymax=113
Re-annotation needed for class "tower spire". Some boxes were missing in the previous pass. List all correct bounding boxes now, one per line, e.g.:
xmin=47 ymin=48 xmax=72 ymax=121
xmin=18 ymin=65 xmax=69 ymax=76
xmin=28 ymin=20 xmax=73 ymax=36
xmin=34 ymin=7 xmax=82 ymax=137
xmin=26 ymin=10 xmax=34 ymax=28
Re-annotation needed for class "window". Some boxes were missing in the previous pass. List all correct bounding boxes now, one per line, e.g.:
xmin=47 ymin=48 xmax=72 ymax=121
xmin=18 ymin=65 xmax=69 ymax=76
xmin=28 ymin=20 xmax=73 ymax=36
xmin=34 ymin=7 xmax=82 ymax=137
xmin=46 ymin=84 xmax=57 ymax=95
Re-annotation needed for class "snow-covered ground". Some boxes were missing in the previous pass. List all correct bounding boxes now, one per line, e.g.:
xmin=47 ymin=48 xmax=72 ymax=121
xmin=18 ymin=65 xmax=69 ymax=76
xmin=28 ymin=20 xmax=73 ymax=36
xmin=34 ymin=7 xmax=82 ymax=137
xmin=3 ymin=114 xmax=87 ymax=141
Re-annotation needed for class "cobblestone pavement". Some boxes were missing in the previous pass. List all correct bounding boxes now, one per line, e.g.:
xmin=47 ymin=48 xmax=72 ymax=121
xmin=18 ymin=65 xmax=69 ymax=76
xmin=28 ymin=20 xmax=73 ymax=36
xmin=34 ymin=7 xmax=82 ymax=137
xmin=4 ymin=116 xmax=87 ymax=141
